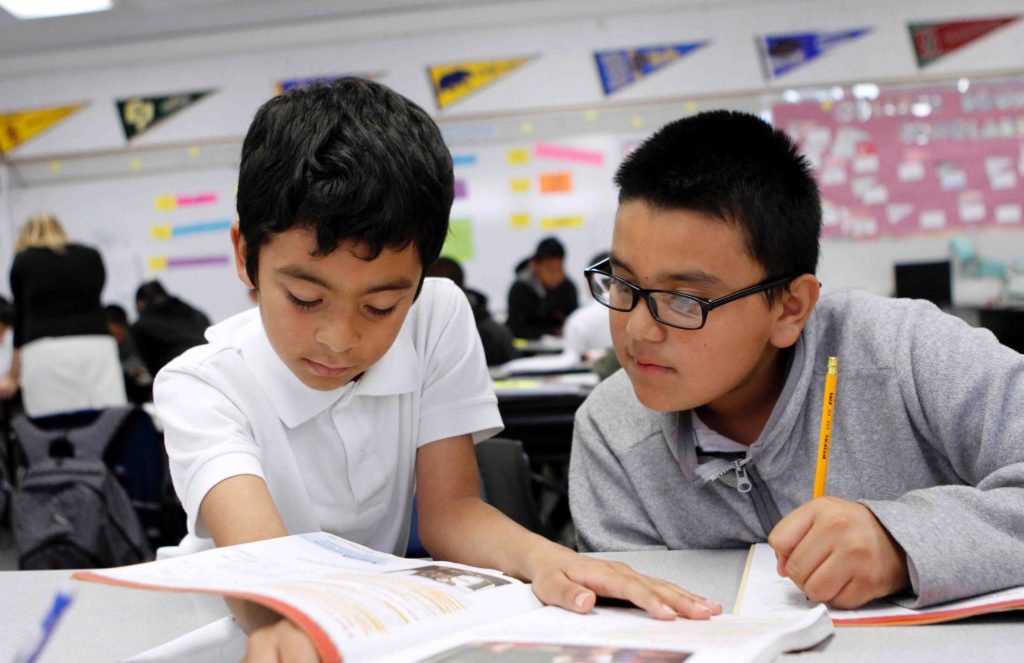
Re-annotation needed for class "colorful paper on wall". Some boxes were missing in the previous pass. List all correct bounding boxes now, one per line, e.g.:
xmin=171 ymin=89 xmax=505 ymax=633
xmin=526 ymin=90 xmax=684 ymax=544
xmin=275 ymin=72 xmax=381 ymax=95
xmin=534 ymin=142 xmax=605 ymax=166
xmin=155 ymin=192 xmax=219 ymax=211
xmin=428 ymin=57 xmax=533 ymax=109
xmin=151 ymin=220 xmax=233 ymax=240
xmin=593 ymin=42 xmax=706 ymax=95
xmin=908 ymin=16 xmax=1020 ymax=67
xmin=510 ymin=213 xmax=531 ymax=228
xmin=758 ymin=28 xmax=871 ymax=79
xmin=441 ymin=218 xmax=474 ymax=263
xmin=540 ymin=216 xmax=583 ymax=230
xmin=510 ymin=177 xmax=531 ymax=193
xmin=452 ymin=154 xmax=478 ymax=167
xmin=0 ymin=103 xmax=84 ymax=155
xmin=539 ymin=172 xmax=573 ymax=194
xmin=148 ymin=254 xmax=230 ymax=271
xmin=454 ymin=179 xmax=468 ymax=200
xmin=117 ymin=90 xmax=213 ymax=140
xmin=772 ymin=77 xmax=1024 ymax=239
xmin=507 ymin=148 xmax=530 ymax=166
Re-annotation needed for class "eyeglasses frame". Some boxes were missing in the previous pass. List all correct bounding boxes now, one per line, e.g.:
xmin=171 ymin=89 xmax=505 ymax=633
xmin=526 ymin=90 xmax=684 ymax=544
xmin=583 ymin=259 xmax=799 ymax=331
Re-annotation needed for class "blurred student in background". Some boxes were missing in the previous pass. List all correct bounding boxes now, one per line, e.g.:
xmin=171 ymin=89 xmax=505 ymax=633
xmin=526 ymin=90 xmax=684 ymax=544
xmin=105 ymin=304 xmax=153 ymax=404
xmin=132 ymin=280 xmax=211 ymax=377
xmin=1 ymin=213 xmax=126 ymax=416
xmin=427 ymin=257 xmax=517 ymax=366
xmin=506 ymin=236 xmax=578 ymax=339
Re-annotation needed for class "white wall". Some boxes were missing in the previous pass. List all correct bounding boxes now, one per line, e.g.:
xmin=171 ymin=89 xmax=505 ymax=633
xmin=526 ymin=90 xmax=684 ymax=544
xmin=1 ymin=0 xmax=1022 ymax=320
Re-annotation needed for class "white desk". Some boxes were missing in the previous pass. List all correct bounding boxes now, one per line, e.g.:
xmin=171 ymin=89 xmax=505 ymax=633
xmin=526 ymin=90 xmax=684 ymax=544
xmin=2 ymin=549 xmax=1022 ymax=662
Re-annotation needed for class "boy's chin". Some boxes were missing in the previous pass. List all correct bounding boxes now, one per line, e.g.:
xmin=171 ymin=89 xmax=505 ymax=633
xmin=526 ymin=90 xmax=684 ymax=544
xmin=628 ymin=381 xmax=690 ymax=413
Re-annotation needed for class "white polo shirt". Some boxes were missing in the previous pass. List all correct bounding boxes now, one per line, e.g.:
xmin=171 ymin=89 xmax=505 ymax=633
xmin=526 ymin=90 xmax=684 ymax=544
xmin=155 ymin=278 xmax=503 ymax=558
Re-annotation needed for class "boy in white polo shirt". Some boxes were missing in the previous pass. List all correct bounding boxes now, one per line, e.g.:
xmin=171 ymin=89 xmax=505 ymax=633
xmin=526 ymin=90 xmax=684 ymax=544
xmin=155 ymin=79 xmax=722 ymax=660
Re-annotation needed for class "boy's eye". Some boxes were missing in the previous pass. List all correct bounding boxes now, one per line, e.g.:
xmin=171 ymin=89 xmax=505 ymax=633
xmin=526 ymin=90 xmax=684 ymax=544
xmin=287 ymin=292 xmax=320 ymax=309
xmin=365 ymin=305 xmax=397 ymax=319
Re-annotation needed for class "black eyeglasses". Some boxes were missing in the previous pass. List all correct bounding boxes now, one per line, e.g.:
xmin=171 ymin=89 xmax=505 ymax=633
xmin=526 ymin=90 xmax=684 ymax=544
xmin=583 ymin=259 xmax=796 ymax=331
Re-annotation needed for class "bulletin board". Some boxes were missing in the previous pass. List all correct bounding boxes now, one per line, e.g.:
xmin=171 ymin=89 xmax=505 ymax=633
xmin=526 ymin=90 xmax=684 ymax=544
xmin=7 ymin=167 xmax=248 ymax=321
xmin=773 ymin=75 xmax=1024 ymax=240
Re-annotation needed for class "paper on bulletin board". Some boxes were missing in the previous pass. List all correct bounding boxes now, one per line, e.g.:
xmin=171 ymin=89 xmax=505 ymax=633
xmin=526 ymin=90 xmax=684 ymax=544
xmin=540 ymin=216 xmax=583 ymax=230
xmin=510 ymin=213 xmax=531 ymax=228
xmin=507 ymin=148 xmax=530 ymax=166
xmin=510 ymin=177 xmax=531 ymax=193
xmin=442 ymin=218 xmax=474 ymax=263
xmin=539 ymin=172 xmax=573 ymax=194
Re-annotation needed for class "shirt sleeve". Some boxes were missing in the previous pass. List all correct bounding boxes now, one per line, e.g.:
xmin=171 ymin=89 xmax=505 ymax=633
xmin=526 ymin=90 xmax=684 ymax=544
xmin=154 ymin=362 xmax=266 ymax=538
xmin=417 ymin=282 xmax=503 ymax=446
xmin=860 ymin=303 xmax=1024 ymax=607
xmin=569 ymin=385 xmax=668 ymax=553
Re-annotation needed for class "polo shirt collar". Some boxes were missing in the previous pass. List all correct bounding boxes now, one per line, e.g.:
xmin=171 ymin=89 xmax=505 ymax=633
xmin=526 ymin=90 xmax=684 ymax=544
xmin=234 ymin=309 xmax=421 ymax=428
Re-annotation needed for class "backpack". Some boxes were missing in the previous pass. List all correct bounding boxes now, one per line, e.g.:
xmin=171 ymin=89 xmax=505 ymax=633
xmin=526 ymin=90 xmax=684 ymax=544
xmin=11 ymin=408 xmax=153 ymax=569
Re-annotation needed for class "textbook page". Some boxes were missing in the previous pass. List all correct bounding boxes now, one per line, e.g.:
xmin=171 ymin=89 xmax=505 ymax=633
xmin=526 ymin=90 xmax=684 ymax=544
xmin=735 ymin=543 xmax=1024 ymax=626
xmin=391 ymin=604 xmax=833 ymax=663
xmin=75 ymin=532 xmax=542 ymax=663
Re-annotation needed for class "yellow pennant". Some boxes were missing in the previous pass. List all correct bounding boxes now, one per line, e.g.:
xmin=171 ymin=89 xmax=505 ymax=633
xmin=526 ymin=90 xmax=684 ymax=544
xmin=0 ymin=103 xmax=83 ymax=155
xmin=429 ymin=57 xmax=532 ymax=109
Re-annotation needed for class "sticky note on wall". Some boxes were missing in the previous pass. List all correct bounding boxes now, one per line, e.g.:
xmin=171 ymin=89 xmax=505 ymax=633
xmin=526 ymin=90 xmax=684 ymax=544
xmin=539 ymin=172 xmax=573 ymax=194
xmin=510 ymin=177 xmax=530 ymax=193
xmin=507 ymin=148 xmax=530 ymax=165
xmin=442 ymin=218 xmax=474 ymax=262
xmin=540 ymin=216 xmax=583 ymax=229
xmin=510 ymin=213 xmax=531 ymax=228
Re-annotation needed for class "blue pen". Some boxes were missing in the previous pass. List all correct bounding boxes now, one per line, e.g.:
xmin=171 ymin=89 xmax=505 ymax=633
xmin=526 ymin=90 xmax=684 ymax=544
xmin=15 ymin=586 xmax=76 ymax=663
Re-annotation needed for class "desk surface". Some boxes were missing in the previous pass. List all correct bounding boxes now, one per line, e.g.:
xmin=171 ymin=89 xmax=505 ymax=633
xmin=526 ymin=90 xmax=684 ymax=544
xmin=2 ymin=549 xmax=1022 ymax=662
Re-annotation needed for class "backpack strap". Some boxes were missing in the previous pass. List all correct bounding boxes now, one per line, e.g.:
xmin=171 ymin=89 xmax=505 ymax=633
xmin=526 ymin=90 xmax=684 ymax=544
xmin=67 ymin=406 xmax=135 ymax=458
xmin=12 ymin=407 xmax=136 ymax=464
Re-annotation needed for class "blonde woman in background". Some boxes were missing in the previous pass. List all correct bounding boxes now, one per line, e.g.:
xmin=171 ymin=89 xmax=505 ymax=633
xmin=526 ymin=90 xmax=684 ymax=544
xmin=0 ymin=213 xmax=126 ymax=416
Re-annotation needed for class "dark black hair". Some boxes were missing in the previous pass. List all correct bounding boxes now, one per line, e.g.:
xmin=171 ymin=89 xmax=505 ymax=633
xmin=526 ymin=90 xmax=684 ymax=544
xmin=105 ymin=303 xmax=128 ymax=326
xmin=135 ymin=280 xmax=167 ymax=307
xmin=615 ymin=110 xmax=821 ymax=302
xmin=426 ymin=256 xmax=464 ymax=289
xmin=0 ymin=295 xmax=13 ymax=327
xmin=534 ymin=236 xmax=565 ymax=260
xmin=237 ymin=78 xmax=454 ymax=286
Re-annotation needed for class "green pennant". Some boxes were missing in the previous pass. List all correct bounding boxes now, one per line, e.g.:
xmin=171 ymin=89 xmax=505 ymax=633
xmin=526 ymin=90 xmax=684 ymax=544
xmin=116 ymin=90 xmax=213 ymax=141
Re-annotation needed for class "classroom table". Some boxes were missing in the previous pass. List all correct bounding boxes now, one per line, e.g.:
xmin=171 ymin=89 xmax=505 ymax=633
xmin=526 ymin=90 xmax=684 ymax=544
xmin=1 ymin=548 xmax=1021 ymax=662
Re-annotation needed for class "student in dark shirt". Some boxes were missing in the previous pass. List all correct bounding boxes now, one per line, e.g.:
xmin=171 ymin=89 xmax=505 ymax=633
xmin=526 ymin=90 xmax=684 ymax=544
xmin=105 ymin=304 xmax=153 ymax=404
xmin=2 ymin=213 xmax=126 ymax=416
xmin=132 ymin=280 xmax=212 ymax=377
xmin=426 ymin=257 xmax=517 ymax=366
xmin=506 ymin=236 xmax=579 ymax=339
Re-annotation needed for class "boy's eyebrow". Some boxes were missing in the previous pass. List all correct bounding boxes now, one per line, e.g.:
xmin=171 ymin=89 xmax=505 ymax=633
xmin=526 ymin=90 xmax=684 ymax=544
xmin=609 ymin=255 xmax=725 ymax=288
xmin=276 ymin=266 xmax=414 ymax=294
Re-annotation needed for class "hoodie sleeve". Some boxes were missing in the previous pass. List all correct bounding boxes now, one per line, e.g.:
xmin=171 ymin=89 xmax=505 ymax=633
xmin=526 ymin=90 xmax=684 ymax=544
xmin=860 ymin=302 xmax=1024 ymax=607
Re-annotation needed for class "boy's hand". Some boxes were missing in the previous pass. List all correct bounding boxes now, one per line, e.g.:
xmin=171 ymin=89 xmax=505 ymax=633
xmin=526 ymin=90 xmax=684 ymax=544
xmin=244 ymin=619 xmax=321 ymax=663
xmin=768 ymin=496 xmax=910 ymax=609
xmin=528 ymin=548 xmax=723 ymax=620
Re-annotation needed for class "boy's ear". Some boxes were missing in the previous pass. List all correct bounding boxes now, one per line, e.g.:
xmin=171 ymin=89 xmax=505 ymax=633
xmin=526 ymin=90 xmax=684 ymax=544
xmin=230 ymin=221 xmax=255 ymax=290
xmin=769 ymin=274 xmax=819 ymax=349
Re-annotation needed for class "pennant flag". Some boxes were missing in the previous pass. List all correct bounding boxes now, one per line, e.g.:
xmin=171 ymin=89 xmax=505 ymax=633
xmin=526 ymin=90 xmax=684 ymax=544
xmin=117 ymin=90 xmax=213 ymax=141
xmin=759 ymin=28 xmax=870 ymax=79
xmin=593 ymin=42 xmax=706 ymax=95
xmin=909 ymin=16 xmax=1019 ymax=67
xmin=0 ymin=103 xmax=83 ymax=156
xmin=428 ymin=57 xmax=532 ymax=109
xmin=275 ymin=72 xmax=381 ymax=95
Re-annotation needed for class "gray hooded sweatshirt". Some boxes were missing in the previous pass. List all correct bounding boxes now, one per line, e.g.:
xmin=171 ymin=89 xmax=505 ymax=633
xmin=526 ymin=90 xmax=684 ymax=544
xmin=569 ymin=290 xmax=1024 ymax=607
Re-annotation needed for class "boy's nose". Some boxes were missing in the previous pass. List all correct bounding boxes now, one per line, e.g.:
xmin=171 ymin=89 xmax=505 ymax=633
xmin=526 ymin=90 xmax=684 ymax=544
xmin=314 ymin=320 xmax=359 ymax=354
xmin=624 ymin=298 xmax=665 ymax=343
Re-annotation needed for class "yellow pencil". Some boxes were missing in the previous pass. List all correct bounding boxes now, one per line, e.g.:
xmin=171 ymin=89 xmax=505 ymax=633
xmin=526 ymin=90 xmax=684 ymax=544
xmin=813 ymin=356 xmax=839 ymax=498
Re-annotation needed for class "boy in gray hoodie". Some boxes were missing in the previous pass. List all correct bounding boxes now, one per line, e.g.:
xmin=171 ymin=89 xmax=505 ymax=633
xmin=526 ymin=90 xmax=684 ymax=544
xmin=569 ymin=110 xmax=1024 ymax=610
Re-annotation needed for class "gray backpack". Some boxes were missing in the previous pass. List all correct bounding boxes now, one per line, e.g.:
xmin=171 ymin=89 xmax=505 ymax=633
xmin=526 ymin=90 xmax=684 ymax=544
xmin=11 ymin=408 xmax=152 ymax=569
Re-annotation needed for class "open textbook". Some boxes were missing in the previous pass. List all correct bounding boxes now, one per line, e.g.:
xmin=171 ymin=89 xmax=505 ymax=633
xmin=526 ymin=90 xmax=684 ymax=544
xmin=74 ymin=532 xmax=833 ymax=663
xmin=735 ymin=543 xmax=1024 ymax=626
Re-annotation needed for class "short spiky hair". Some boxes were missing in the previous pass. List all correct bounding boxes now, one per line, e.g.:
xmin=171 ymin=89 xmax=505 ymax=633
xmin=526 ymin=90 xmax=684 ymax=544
xmin=237 ymin=78 xmax=453 ymax=285
xmin=615 ymin=110 xmax=821 ymax=289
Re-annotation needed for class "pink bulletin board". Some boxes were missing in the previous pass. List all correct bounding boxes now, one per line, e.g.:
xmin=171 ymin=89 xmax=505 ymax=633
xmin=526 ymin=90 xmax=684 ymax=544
xmin=773 ymin=77 xmax=1024 ymax=240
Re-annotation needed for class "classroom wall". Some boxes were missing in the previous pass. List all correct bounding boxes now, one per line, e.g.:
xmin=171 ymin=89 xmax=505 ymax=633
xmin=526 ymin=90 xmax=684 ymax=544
xmin=1 ymin=0 xmax=1022 ymax=320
